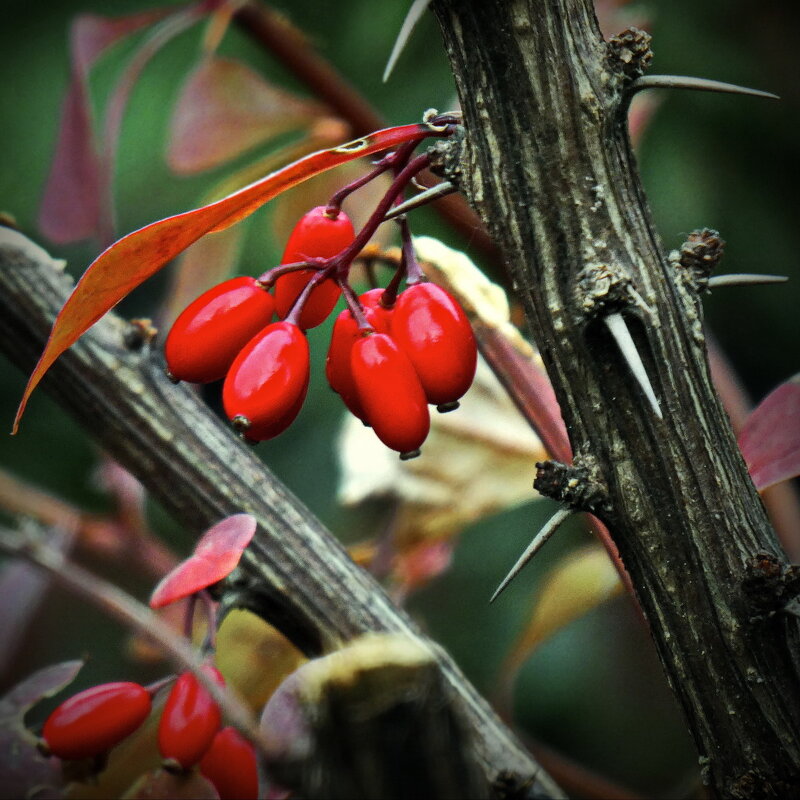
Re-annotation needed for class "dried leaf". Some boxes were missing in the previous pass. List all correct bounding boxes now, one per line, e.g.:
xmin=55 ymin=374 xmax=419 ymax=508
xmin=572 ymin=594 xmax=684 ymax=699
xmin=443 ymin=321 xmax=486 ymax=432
xmin=167 ymin=56 xmax=324 ymax=174
xmin=738 ymin=374 xmax=800 ymax=490
xmin=0 ymin=660 xmax=84 ymax=800
xmin=502 ymin=545 xmax=623 ymax=680
xmin=150 ymin=514 xmax=257 ymax=608
xmin=15 ymin=123 xmax=438 ymax=432
xmin=121 ymin=768 xmax=218 ymax=799
xmin=38 ymin=9 xmax=173 ymax=244
xmin=338 ymin=356 xmax=547 ymax=548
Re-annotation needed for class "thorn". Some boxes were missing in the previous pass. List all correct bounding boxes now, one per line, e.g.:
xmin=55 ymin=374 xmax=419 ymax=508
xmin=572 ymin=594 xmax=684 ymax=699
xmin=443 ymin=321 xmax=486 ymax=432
xmin=383 ymin=0 xmax=432 ymax=83
xmin=629 ymin=75 xmax=779 ymax=101
xmin=490 ymin=507 xmax=572 ymax=603
xmin=603 ymin=313 xmax=663 ymax=420
xmin=707 ymin=274 xmax=788 ymax=289
xmin=383 ymin=182 xmax=457 ymax=221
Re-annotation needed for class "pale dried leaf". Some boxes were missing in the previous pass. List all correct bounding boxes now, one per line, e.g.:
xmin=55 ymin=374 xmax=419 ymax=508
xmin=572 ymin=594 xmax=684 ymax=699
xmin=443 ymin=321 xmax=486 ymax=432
xmin=413 ymin=235 xmax=533 ymax=357
xmin=121 ymin=768 xmax=219 ymax=799
xmin=337 ymin=356 xmax=546 ymax=546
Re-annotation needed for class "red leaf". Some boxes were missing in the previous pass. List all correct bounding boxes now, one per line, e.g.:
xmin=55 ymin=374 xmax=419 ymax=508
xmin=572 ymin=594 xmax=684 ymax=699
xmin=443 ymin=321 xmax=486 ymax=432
xmin=15 ymin=122 xmax=440 ymax=431
xmin=167 ymin=56 xmax=324 ymax=174
xmin=150 ymin=514 xmax=257 ymax=608
xmin=738 ymin=374 xmax=800 ymax=491
xmin=38 ymin=9 xmax=173 ymax=244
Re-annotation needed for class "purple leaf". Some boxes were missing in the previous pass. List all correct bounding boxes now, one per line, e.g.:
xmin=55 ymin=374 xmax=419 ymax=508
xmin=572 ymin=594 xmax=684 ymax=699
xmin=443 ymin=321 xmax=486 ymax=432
xmin=0 ymin=526 xmax=74 ymax=679
xmin=0 ymin=660 xmax=84 ymax=800
xmin=738 ymin=374 xmax=800 ymax=490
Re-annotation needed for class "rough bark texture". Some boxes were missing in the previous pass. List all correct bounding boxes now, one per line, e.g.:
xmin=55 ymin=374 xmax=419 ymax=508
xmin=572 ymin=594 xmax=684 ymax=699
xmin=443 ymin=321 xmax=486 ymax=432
xmin=431 ymin=1 xmax=800 ymax=797
xmin=0 ymin=227 xmax=562 ymax=799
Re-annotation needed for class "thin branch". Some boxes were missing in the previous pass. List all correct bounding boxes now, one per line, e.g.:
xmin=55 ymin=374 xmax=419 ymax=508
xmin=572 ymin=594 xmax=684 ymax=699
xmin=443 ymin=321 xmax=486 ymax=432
xmin=0 ymin=525 xmax=268 ymax=753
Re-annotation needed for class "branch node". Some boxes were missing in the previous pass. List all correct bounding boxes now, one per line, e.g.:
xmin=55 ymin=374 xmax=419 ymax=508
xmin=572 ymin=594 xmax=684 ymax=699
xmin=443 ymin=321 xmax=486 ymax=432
xmin=742 ymin=552 xmax=800 ymax=617
xmin=574 ymin=262 xmax=642 ymax=320
xmin=123 ymin=318 xmax=158 ymax=351
xmin=534 ymin=457 xmax=610 ymax=515
xmin=670 ymin=228 xmax=726 ymax=292
xmin=607 ymin=27 xmax=653 ymax=84
xmin=428 ymin=125 xmax=466 ymax=187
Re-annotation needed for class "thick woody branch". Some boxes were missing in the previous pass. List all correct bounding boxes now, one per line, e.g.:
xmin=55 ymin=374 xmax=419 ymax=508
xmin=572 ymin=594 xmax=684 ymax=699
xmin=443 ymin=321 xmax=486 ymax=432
xmin=0 ymin=227 xmax=562 ymax=799
xmin=432 ymin=1 xmax=800 ymax=797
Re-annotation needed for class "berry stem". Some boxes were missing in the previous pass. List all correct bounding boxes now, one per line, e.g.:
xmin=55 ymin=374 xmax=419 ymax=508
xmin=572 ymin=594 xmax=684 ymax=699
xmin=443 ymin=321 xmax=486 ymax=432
xmin=145 ymin=674 xmax=177 ymax=697
xmin=283 ymin=264 xmax=337 ymax=328
xmin=399 ymin=215 xmax=426 ymax=286
xmin=340 ymin=282 xmax=375 ymax=333
xmin=331 ymin=152 xmax=432 ymax=282
xmin=256 ymin=258 xmax=326 ymax=288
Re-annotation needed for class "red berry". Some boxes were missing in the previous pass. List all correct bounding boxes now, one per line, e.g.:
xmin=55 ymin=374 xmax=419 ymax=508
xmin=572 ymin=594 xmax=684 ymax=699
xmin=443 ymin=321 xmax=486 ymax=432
xmin=158 ymin=666 xmax=224 ymax=769
xmin=42 ymin=682 xmax=151 ymax=761
xmin=325 ymin=289 xmax=392 ymax=420
xmin=164 ymin=277 xmax=275 ymax=383
xmin=199 ymin=727 xmax=258 ymax=800
xmin=222 ymin=321 xmax=309 ymax=442
xmin=273 ymin=206 xmax=355 ymax=329
xmin=391 ymin=283 xmax=477 ymax=409
xmin=351 ymin=332 xmax=430 ymax=456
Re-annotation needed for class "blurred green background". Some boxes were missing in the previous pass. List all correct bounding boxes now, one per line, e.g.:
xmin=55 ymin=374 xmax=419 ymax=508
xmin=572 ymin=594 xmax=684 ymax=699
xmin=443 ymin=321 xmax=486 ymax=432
xmin=1 ymin=1 xmax=798 ymax=797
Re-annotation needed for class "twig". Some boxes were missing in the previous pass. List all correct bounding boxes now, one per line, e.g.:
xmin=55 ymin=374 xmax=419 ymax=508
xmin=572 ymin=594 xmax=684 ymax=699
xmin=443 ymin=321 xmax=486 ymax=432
xmin=0 ymin=524 xmax=268 ymax=753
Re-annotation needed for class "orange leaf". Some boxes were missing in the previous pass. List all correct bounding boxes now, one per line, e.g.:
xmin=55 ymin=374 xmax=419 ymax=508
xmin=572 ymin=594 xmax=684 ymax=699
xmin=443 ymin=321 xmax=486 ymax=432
xmin=14 ymin=122 xmax=442 ymax=432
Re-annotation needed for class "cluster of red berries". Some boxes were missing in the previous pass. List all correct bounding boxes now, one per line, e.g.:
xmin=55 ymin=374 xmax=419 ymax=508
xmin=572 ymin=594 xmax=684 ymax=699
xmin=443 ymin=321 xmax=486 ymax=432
xmin=39 ymin=665 xmax=257 ymax=799
xmin=164 ymin=204 xmax=478 ymax=458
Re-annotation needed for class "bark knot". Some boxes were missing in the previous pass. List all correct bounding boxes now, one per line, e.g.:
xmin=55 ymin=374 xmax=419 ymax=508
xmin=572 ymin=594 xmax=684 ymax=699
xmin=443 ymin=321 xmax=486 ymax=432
xmin=428 ymin=125 xmax=466 ymax=188
xmin=574 ymin=262 xmax=641 ymax=320
xmin=670 ymin=228 xmax=725 ymax=292
xmin=742 ymin=552 xmax=800 ymax=618
xmin=534 ymin=457 xmax=610 ymax=515
xmin=607 ymin=27 xmax=653 ymax=84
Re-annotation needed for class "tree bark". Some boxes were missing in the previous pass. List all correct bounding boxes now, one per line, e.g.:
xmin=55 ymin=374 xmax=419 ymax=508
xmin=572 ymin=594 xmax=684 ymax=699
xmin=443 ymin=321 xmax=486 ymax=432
xmin=0 ymin=226 xmax=562 ymax=799
xmin=432 ymin=1 xmax=800 ymax=797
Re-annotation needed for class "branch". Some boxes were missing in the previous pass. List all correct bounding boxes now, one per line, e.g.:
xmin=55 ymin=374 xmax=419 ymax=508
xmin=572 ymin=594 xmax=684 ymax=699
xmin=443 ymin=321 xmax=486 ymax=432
xmin=0 ymin=226 xmax=563 ymax=799
xmin=431 ymin=1 xmax=800 ymax=797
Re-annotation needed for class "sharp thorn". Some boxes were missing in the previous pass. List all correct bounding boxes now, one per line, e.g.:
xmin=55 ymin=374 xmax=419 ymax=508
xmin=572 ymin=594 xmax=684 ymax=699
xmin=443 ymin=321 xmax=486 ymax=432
xmin=383 ymin=182 xmax=457 ymax=220
xmin=490 ymin=507 xmax=573 ymax=603
xmin=603 ymin=313 xmax=663 ymax=420
xmin=383 ymin=0 xmax=433 ymax=83
xmin=707 ymin=273 xmax=788 ymax=289
xmin=629 ymin=75 xmax=779 ymax=101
